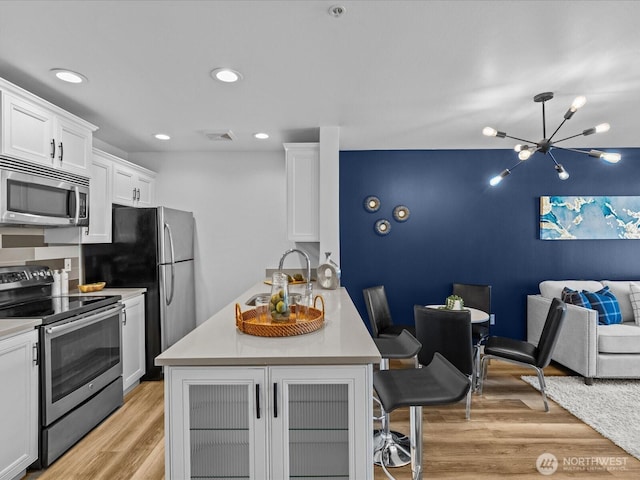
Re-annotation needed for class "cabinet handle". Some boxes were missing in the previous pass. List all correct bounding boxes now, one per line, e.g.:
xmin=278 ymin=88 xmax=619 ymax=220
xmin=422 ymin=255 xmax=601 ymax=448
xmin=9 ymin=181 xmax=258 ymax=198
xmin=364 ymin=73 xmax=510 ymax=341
xmin=59 ymin=142 xmax=64 ymax=162
xmin=132 ymin=188 xmax=137 ymax=201
xmin=33 ymin=343 xmax=39 ymax=366
xmin=51 ymin=139 xmax=56 ymax=159
xmin=123 ymin=309 xmax=127 ymax=326
xmin=255 ymin=384 xmax=261 ymax=419
xmin=136 ymin=188 xmax=141 ymax=201
xmin=273 ymin=383 xmax=278 ymax=418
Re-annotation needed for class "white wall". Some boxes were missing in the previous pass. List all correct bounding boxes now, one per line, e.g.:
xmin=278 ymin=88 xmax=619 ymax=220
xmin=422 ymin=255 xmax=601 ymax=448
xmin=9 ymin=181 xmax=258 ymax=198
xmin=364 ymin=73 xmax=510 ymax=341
xmin=130 ymin=150 xmax=294 ymax=324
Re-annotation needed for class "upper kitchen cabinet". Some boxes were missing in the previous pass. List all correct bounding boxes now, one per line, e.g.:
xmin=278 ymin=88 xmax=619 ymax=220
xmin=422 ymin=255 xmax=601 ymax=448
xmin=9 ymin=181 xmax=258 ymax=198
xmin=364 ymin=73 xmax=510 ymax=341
xmin=0 ymin=78 xmax=97 ymax=176
xmin=284 ymin=143 xmax=319 ymax=242
xmin=112 ymin=157 xmax=156 ymax=208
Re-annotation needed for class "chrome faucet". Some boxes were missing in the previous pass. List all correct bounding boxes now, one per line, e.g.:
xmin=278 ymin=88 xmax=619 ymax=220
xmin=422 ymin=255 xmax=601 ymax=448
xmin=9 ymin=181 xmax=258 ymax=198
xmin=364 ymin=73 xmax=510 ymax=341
xmin=278 ymin=248 xmax=311 ymax=286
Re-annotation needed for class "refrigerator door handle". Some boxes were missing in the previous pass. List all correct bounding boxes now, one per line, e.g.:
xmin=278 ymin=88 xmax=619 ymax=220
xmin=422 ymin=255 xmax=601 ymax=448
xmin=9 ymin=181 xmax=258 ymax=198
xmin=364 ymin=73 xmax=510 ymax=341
xmin=164 ymin=222 xmax=176 ymax=305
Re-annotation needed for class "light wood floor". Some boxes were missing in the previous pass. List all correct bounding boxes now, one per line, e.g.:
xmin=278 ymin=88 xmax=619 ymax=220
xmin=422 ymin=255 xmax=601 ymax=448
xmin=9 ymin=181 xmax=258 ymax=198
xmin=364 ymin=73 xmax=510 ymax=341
xmin=24 ymin=361 xmax=640 ymax=479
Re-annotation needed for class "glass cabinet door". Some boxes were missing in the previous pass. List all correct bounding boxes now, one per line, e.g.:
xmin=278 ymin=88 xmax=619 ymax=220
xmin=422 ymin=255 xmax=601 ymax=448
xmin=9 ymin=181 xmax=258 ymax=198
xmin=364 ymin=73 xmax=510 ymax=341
xmin=270 ymin=365 xmax=371 ymax=480
xmin=167 ymin=367 xmax=267 ymax=480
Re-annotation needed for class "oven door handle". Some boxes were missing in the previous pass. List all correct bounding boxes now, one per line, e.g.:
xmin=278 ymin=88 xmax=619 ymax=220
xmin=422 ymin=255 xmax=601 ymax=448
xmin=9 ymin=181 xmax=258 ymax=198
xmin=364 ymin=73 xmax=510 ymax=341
xmin=45 ymin=304 xmax=124 ymax=336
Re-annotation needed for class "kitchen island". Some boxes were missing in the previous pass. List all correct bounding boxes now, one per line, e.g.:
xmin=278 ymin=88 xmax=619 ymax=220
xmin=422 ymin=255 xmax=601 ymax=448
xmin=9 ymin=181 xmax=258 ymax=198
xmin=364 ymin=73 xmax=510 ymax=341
xmin=156 ymin=282 xmax=380 ymax=480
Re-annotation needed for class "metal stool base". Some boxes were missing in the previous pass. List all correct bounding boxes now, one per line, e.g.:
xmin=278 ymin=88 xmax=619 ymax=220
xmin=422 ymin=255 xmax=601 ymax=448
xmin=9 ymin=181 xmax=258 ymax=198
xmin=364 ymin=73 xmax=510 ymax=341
xmin=373 ymin=429 xmax=411 ymax=467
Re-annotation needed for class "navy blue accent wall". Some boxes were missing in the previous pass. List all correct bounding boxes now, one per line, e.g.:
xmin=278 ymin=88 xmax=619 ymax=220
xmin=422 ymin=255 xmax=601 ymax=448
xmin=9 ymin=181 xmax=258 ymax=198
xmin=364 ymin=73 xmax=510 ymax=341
xmin=339 ymin=148 xmax=640 ymax=340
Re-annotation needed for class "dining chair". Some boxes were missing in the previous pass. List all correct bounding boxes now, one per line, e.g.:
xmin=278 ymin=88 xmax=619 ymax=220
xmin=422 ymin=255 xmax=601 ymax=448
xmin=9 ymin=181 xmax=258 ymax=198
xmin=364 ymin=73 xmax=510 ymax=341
xmin=452 ymin=282 xmax=492 ymax=387
xmin=373 ymin=306 xmax=473 ymax=480
xmin=478 ymin=297 xmax=567 ymax=412
xmin=363 ymin=285 xmax=416 ymax=338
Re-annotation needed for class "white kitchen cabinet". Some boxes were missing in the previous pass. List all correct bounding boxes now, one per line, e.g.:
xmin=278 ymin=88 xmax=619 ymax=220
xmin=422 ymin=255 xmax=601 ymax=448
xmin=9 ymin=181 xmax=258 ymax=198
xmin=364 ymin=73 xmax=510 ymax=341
xmin=0 ymin=329 xmax=38 ymax=480
xmin=0 ymin=78 xmax=96 ymax=176
xmin=112 ymin=157 xmax=156 ymax=207
xmin=166 ymin=364 xmax=369 ymax=480
xmin=284 ymin=143 xmax=319 ymax=242
xmin=45 ymin=147 xmax=114 ymax=244
xmin=53 ymin=115 xmax=93 ymax=175
xmin=1 ymin=91 xmax=55 ymax=165
xmin=122 ymin=294 xmax=146 ymax=392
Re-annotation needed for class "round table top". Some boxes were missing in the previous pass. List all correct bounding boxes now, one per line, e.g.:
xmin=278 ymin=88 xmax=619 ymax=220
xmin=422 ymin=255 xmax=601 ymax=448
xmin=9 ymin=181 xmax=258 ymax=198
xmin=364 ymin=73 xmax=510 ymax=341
xmin=425 ymin=305 xmax=489 ymax=324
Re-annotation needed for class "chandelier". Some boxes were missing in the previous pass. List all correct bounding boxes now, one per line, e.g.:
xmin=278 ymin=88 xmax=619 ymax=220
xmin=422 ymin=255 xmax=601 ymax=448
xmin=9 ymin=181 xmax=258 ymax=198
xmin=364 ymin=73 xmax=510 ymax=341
xmin=483 ymin=92 xmax=621 ymax=186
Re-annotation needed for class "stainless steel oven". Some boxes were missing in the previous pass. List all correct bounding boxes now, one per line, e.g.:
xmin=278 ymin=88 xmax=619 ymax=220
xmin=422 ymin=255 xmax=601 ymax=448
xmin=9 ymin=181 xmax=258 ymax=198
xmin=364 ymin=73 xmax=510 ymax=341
xmin=41 ymin=303 xmax=123 ymax=426
xmin=0 ymin=265 xmax=124 ymax=469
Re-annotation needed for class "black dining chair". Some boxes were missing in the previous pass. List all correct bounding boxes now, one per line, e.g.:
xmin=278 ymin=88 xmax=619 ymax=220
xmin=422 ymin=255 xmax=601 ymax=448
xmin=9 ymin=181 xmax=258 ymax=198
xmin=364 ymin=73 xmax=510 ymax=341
xmin=372 ymin=305 xmax=473 ymax=480
xmin=452 ymin=283 xmax=492 ymax=387
xmin=363 ymin=285 xmax=416 ymax=338
xmin=479 ymin=297 xmax=567 ymax=412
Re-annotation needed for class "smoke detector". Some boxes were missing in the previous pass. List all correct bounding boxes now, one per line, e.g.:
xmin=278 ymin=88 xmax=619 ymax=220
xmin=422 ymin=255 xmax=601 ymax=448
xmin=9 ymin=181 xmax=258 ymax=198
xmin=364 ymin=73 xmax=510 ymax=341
xmin=328 ymin=5 xmax=346 ymax=17
xmin=201 ymin=130 xmax=235 ymax=141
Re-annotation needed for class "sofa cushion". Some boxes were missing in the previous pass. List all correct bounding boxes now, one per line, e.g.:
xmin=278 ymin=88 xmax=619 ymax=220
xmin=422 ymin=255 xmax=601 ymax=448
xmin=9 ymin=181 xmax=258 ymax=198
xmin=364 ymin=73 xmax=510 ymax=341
xmin=598 ymin=322 xmax=640 ymax=353
xmin=583 ymin=286 xmax=623 ymax=325
xmin=630 ymin=282 xmax=640 ymax=326
xmin=561 ymin=287 xmax=592 ymax=309
xmin=539 ymin=280 xmax=604 ymax=300
xmin=601 ymin=280 xmax=640 ymax=323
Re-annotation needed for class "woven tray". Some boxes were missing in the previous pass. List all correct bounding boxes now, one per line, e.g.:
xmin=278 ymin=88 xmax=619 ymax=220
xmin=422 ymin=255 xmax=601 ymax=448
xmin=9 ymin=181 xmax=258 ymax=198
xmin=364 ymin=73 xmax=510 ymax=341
xmin=235 ymin=295 xmax=325 ymax=337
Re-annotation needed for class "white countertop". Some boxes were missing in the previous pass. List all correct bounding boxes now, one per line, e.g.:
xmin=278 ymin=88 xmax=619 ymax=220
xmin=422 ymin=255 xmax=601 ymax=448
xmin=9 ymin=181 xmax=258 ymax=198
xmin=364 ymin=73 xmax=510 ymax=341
xmin=75 ymin=287 xmax=147 ymax=301
xmin=155 ymin=282 xmax=381 ymax=367
xmin=0 ymin=318 xmax=41 ymax=340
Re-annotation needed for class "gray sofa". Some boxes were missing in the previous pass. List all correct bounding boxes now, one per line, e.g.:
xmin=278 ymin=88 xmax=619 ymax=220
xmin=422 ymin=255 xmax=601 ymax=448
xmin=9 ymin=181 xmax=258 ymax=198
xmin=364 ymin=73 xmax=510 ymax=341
xmin=527 ymin=280 xmax=640 ymax=384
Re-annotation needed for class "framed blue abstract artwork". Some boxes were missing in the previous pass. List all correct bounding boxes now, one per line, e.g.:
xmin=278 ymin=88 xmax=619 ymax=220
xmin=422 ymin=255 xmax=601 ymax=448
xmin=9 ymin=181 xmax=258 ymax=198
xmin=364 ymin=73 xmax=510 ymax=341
xmin=540 ymin=196 xmax=640 ymax=240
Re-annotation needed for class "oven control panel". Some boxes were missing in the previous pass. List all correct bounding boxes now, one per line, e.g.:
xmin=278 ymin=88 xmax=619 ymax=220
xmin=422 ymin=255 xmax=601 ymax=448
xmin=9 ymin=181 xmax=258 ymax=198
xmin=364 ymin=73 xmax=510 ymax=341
xmin=0 ymin=265 xmax=53 ymax=290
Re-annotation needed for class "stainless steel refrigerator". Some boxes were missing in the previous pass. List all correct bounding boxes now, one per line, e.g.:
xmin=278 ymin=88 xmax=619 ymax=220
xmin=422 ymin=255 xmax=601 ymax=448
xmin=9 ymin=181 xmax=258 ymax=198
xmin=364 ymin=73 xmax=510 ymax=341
xmin=83 ymin=206 xmax=196 ymax=379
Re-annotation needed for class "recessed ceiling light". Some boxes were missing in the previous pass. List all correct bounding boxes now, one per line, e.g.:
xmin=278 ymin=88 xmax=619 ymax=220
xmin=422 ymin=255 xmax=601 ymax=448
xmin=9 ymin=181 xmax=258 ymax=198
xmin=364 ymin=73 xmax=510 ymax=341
xmin=50 ymin=68 xmax=88 ymax=84
xmin=254 ymin=132 xmax=269 ymax=140
xmin=210 ymin=68 xmax=243 ymax=83
xmin=154 ymin=133 xmax=171 ymax=140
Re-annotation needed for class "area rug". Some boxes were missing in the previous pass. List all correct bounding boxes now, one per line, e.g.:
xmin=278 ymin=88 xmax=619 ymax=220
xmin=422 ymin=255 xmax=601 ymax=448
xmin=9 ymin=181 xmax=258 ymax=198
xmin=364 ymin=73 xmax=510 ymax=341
xmin=521 ymin=376 xmax=640 ymax=460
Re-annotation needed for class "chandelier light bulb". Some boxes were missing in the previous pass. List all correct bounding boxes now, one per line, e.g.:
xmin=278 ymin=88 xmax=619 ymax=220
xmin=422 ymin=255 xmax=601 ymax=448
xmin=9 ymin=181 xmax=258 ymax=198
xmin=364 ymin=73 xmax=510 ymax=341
xmin=483 ymin=127 xmax=497 ymax=137
xmin=489 ymin=169 xmax=510 ymax=186
xmin=555 ymin=164 xmax=569 ymax=180
xmin=514 ymin=144 xmax=523 ymax=152
xmin=518 ymin=148 xmax=532 ymax=161
xmin=602 ymin=152 xmax=621 ymax=163
xmin=571 ymin=96 xmax=587 ymax=111
xmin=595 ymin=123 xmax=610 ymax=133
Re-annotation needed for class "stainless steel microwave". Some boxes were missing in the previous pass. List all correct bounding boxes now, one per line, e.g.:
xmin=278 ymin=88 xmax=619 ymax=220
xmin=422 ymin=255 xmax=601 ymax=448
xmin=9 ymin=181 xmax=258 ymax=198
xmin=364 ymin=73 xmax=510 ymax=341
xmin=0 ymin=157 xmax=89 ymax=227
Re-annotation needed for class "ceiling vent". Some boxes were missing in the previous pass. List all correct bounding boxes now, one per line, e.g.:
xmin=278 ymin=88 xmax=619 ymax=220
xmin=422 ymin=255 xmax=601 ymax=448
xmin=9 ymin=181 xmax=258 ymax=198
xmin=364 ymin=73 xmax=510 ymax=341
xmin=201 ymin=130 xmax=235 ymax=141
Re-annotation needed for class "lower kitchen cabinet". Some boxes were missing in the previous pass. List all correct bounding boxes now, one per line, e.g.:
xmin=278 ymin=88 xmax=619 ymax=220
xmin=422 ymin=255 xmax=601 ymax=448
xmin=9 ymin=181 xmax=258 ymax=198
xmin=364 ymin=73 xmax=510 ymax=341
xmin=122 ymin=294 xmax=146 ymax=392
xmin=165 ymin=364 xmax=371 ymax=480
xmin=0 ymin=329 xmax=38 ymax=480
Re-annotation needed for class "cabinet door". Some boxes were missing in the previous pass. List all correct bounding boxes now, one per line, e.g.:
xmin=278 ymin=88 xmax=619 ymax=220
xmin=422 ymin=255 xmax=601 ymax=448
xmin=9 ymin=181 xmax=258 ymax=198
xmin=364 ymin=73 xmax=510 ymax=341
xmin=270 ymin=365 xmax=373 ymax=480
xmin=1 ymin=92 xmax=55 ymax=166
xmin=285 ymin=143 xmax=319 ymax=242
xmin=55 ymin=116 xmax=91 ymax=175
xmin=121 ymin=294 xmax=146 ymax=392
xmin=166 ymin=367 xmax=268 ymax=480
xmin=0 ymin=330 xmax=38 ymax=480
xmin=84 ymin=151 xmax=113 ymax=243
xmin=112 ymin=164 xmax=136 ymax=206
xmin=135 ymin=172 xmax=155 ymax=207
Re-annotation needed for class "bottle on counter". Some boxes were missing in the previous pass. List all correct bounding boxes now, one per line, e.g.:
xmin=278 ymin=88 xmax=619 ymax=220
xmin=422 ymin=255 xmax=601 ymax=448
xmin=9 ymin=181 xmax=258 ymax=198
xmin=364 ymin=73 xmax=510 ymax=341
xmin=52 ymin=270 xmax=61 ymax=296
xmin=61 ymin=269 xmax=69 ymax=295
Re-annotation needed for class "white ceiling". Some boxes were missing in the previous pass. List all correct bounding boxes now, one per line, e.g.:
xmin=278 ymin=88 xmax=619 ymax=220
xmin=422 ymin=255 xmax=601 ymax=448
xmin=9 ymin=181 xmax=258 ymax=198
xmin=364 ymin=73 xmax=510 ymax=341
xmin=1 ymin=0 xmax=639 ymax=154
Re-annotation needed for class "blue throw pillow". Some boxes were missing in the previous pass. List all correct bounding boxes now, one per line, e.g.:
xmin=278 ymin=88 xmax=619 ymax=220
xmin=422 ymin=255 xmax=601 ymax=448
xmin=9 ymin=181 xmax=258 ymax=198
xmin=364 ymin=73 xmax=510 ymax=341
xmin=582 ymin=286 xmax=623 ymax=325
xmin=561 ymin=287 xmax=592 ymax=309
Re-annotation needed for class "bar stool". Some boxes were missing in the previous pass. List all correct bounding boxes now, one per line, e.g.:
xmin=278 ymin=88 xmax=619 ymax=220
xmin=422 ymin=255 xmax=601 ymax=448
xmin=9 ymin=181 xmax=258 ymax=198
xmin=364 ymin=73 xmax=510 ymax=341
xmin=372 ymin=330 xmax=422 ymax=468
xmin=372 ymin=306 xmax=474 ymax=480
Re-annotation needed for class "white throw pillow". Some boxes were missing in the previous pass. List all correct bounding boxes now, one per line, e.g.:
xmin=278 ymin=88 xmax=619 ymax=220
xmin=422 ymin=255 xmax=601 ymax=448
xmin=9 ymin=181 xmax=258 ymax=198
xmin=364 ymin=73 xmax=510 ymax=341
xmin=539 ymin=280 xmax=604 ymax=299
xmin=629 ymin=283 xmax=640 ymax=326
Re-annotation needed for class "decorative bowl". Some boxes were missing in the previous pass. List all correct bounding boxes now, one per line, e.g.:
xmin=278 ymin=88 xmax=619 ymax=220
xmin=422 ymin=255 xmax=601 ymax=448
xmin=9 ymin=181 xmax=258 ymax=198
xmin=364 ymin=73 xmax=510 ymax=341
xmin=78 ymin=282 xmax=106 ymax=293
